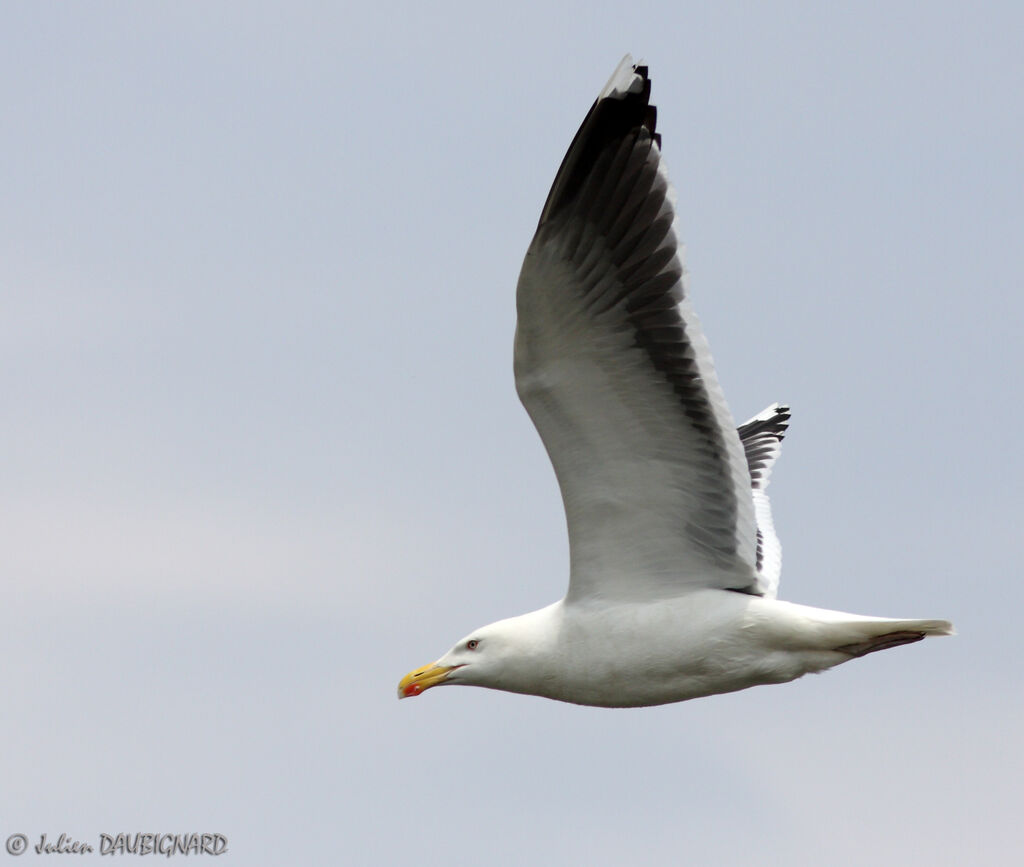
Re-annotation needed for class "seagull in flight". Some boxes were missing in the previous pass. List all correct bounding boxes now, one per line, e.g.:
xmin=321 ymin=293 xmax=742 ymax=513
xmin=398 ymin=56 xmax=952 ymax=708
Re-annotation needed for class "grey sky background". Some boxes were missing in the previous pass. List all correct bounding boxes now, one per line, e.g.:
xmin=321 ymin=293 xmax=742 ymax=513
xmin=2 ymin=2 xmax=1021 ymax=864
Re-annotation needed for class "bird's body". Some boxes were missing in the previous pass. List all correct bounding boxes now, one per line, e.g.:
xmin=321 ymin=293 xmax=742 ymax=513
xmin=418 ymin=595 xmax=949 ymax=708
xmin=398 ymin=56 xmax=952 ymax=709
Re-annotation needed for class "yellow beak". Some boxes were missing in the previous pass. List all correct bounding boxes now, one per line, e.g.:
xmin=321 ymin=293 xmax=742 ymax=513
xmin=398 ymin=661 xmax=459 ymax=699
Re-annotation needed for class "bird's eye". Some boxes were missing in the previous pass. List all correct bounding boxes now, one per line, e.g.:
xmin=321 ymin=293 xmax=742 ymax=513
xmin=466 ymin=639 xmax=479 ymax=650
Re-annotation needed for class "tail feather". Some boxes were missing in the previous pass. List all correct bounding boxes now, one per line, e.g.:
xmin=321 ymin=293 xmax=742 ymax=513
xmin=872 ymin=618 xmax=954 ymax=636
xmin=834 ymin=618 xmax=953 ymax=657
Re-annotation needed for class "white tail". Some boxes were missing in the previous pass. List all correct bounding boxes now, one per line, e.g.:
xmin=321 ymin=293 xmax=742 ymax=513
xmin=832 ymin=617 xmax=954 ymax=658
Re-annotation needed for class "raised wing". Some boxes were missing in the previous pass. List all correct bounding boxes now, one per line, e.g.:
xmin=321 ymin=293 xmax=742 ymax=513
xmin=737 ymin=403 xmax=791 ymax=598
xmin=515 ymin=58 xmax=763 ymax=602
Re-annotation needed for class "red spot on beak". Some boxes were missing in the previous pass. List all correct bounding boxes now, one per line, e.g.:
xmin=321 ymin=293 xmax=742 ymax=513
xmin=404 ymin=682 xmax=423 ymax=698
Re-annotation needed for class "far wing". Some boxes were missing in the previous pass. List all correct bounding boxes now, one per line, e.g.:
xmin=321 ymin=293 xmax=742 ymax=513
xmin=737 ymin=404 xmax=791 ymax=598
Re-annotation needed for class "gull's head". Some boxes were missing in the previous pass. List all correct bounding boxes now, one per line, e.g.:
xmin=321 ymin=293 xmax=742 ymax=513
xmin=398 ymin=610 xmax=554 ymax=700
xmin=398 ymin=627 xmax=498 ymax=699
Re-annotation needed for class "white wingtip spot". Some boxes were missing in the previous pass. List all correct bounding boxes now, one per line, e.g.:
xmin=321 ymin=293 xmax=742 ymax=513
xmin=598 ymin=54 xmax=643 ymax=100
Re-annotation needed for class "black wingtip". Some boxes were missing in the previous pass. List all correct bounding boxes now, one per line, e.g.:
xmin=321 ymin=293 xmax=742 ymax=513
xmin=737 ymin=404 xmax=792 ymax=444
xmin=538 ymin=60 xmax=661 ymax=226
